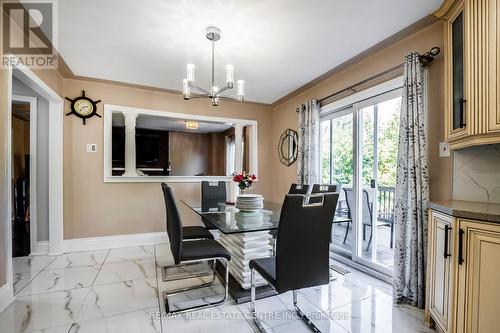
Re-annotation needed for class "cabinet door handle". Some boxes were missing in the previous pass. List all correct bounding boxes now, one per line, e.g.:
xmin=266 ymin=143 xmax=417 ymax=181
xmin=458 ymin=228 xmax=465 ymax=265
xmin=444 ymin=225 xmax=452 ymax=258
xmin=459 ymin=98 xmax=467 ymax=127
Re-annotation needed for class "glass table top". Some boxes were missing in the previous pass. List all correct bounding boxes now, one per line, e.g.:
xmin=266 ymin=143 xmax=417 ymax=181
xmin=181 ymin=200 xmax=282 ymax=234
xmin=181 ymin=199 xmax=351 ymax=234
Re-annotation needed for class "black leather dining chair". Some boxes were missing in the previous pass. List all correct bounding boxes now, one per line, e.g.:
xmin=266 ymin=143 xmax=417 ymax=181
xmin=161 ymin=184 xmax=231 ymax=314
xmin=270 ymin=183 xmax=314 ymax=255
xmin=201 ymin=181 xmax=227 ymax=229
xmin=160 ymin=183 xmax=214 ymax=282
xmin=311 ymin=184 xmax=339 ymax=194
xmin=309 ymin=184 xmax=339 ymax=204
xmin=249 ymin=193 xmax=339 ymax=332
xmin=288 ymin=183 xmax=310 ymax=194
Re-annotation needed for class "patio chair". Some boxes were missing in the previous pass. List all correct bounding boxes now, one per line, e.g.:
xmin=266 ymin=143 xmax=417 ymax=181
xmin=343 ymin=188 xmax=394 ymax=250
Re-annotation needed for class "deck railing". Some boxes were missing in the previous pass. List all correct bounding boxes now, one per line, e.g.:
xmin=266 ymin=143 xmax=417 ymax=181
xmin=377 ymin=186 xmax=395 ymax=216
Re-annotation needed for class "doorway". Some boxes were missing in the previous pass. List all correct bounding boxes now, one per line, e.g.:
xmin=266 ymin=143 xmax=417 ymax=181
xmin=11 ymin=98 xmax=37 ymax=257
xmin=320 ymin=81 xmax=402 ymax=277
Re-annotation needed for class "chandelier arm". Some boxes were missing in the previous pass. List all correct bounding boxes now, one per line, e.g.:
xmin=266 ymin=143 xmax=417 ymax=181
xmin=189 ymin=84 xmax=212 ymax=95
xmin=188 ymin=93 xmax=211 ymax=99
xmin=216 ymin=84 xmax=232 ymax=96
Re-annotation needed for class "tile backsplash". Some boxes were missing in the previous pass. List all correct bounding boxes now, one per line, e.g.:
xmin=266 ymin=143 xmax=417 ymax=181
xmin=453 ymin=144 xmax=500 ymax=203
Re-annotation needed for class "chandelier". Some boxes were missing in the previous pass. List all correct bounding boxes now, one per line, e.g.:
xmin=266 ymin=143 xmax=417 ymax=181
xmin=182 ymin=26 xmax=245 ymax=106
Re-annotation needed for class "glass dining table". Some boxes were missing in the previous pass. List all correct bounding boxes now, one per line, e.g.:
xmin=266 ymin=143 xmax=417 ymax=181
xmin=181 ymin=198 xmax=351 ymax=303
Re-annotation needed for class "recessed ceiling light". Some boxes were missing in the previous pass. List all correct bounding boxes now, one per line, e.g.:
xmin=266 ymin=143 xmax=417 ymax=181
xmin=185 ymin=121 xmax=198 ymax=130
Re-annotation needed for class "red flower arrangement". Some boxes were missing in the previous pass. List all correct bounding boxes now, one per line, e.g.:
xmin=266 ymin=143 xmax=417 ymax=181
xmin=232 ymin=171 xmax=256 ymax=193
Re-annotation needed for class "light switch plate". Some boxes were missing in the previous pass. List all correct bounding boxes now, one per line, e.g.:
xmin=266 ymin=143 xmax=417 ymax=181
xmin=87 ymin=144 xmax=97 ymax=153
xmin=439 ymin=142 xmax=450 ymax=157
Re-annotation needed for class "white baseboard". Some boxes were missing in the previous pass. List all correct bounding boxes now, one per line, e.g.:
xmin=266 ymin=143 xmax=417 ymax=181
xmin=0 ymin=283 xmax=14 ymax=314
xmin=63 ymin=231 xmax=169 ymax=253
xmin=30 ymin=241 xmax=49 ymax=255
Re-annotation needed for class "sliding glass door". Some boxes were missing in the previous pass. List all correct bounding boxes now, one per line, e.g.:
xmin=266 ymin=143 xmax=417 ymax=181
xmin=320 ymin=110 xmax=354 ymax=257
xmin=320 ymin=89 xmax=401 ymax=276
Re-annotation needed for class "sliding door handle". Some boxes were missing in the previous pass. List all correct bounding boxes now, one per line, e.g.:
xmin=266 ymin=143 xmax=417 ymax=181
xmin=458 ymin=228 xmax=465 ymax=265
xmin=444 ymin=225 xmax=452 ymax=258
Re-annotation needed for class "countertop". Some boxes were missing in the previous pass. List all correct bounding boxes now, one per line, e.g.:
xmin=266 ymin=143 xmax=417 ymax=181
xmin=429 ymin=200 xmax=500 ymax=223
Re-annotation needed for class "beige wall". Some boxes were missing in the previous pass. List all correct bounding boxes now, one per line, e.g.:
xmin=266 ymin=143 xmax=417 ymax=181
xmin=271 ymin=21 xmax=451 ymax=203
xmin=62 ymin=78 xmax=274 ymax=239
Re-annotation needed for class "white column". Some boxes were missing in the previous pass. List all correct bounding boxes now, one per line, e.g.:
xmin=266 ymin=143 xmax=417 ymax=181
xmin=233 ymin=124 xmax=244 ymax=198
xmin=123 ymin=111 xmax=138 ymax=176
xmin=234 ymin=123 xmax=244 ymax=172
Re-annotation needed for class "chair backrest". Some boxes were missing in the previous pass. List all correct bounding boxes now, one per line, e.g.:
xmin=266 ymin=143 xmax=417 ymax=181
xmin=343 ymin=188 xmax=372 ymax=226
xmin=161 ymin=183 xmax=183 ymax=264
xmin=201 ymin=181 xmax=226 ymax=211
xmin=311 ymin=184 xmax=339 ymax=194
xmin=275 ymin=193 xmax=339 ymax=293
xmin=309 ymin=184 xmax=339 ymax=204
xmin=288 ymin=183 xmax=310 ymax=195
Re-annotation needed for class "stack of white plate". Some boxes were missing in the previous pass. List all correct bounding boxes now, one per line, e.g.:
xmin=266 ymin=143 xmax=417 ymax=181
xmin=236 ymin=194 xmax=264 ymax=212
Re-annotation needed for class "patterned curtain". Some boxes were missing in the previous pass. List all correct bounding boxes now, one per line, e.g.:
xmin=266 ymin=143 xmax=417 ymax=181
xmin=297 ymin=99 xmax=320 ymax=185
xmin=393 ymin=53 xmax=429 ymax=309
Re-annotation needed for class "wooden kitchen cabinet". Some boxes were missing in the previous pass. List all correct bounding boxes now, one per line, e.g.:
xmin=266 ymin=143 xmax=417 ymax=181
xmin=435 ymin=0 xmax=500 ymax=149
xmin=426 ymin=209 xmax=500 ymax=333
xmin=455 ymin=220 xmax=500 ymax=333
xmin=426 ymin=211 xmax=455 ymax=333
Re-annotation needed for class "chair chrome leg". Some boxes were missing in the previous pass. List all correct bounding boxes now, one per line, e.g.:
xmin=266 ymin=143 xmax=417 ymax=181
xmin=163 ymin=260 xmax=217 ymax=295
xmin=162 ymin=260 xmax=214 ymax=282
xmin=164 ymin=257 xmax=229 ymax=315
xmin=293 ymin=290 xmax=321 ymax=333
xmin=250 ymin=268 xmax=267 ymax=333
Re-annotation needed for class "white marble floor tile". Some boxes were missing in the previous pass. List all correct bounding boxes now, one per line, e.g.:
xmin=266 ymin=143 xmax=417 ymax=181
xmin=242 ymin=290 xmax=346 ymax=332
xmin=341 ymin=268 xmax=393 ymax=296
xmin=94 ymin=259 xmax=156 ymax=286
xmin=76 ymin=278 xmax=159 ymax=322
xmin=268 ymin=318 xmax=348 ymax=333
xmin=299 ymin=279 xmax=382 ymax=313
xmin=13 ymin=271 xmax=40 ymax=296
xmin=13 ymin=255 xmax=57 ymax=273
xmin=154 ymin=244 xmax=174 ymax=267
xmin=68 ymin=307 xmax=161 ymax=333
xmin=333 ymin=296 xmax=435 ymax=333
xmin=162 ymin=279 xmax=227 ymax=314
xmin=162 ymin=303 xmax=254 ymax=333
xmin=32 ymin=325 xmax=73 ymax=333
xmin=237 ymin=290 xmax=299 ymax=329
xmin=105 ymin=246 xmax=155 ymax=263
xmin=45 ymin=250 xmax=109 ymax=270
xmin=0 ymin=288 xmax=89 ymax=333
xmin=18 ymin=266 xmax=100 ymax=296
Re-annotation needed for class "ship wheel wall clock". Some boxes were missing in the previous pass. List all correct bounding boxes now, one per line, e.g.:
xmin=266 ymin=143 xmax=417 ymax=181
xmin=65 ymin=90 xmax=101 ymax=125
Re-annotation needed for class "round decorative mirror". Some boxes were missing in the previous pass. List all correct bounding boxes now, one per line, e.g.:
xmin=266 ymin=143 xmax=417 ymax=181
xmin=278 ymin=129 xmax=298 ymax=166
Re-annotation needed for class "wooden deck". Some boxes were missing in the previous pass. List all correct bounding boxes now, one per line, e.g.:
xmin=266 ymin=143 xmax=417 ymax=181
xmin=330 ymin=221 xmax=394 ymax=270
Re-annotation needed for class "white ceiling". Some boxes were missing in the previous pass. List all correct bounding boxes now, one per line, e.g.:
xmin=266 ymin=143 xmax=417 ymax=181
xmin=112 ymin=113 xmax=232 ymax=134
xmin=58 ymin=0 xmax=443 ymax=104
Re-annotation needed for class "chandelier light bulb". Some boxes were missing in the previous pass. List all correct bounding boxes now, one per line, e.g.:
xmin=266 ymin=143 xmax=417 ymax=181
xmin=237 ymin=80 xmax=245 ymax=100
xmin=225 ymin=64 xmax=234 ymax=86
xmin=186 ymin=64 xmax=195 ymax=83
xmin=182 ymin=79 xmax=190 ymax=99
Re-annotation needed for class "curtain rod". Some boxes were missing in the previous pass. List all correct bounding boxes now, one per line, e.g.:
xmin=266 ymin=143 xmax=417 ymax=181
xmin=296 ymin=46 xmax=440 ymax=112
